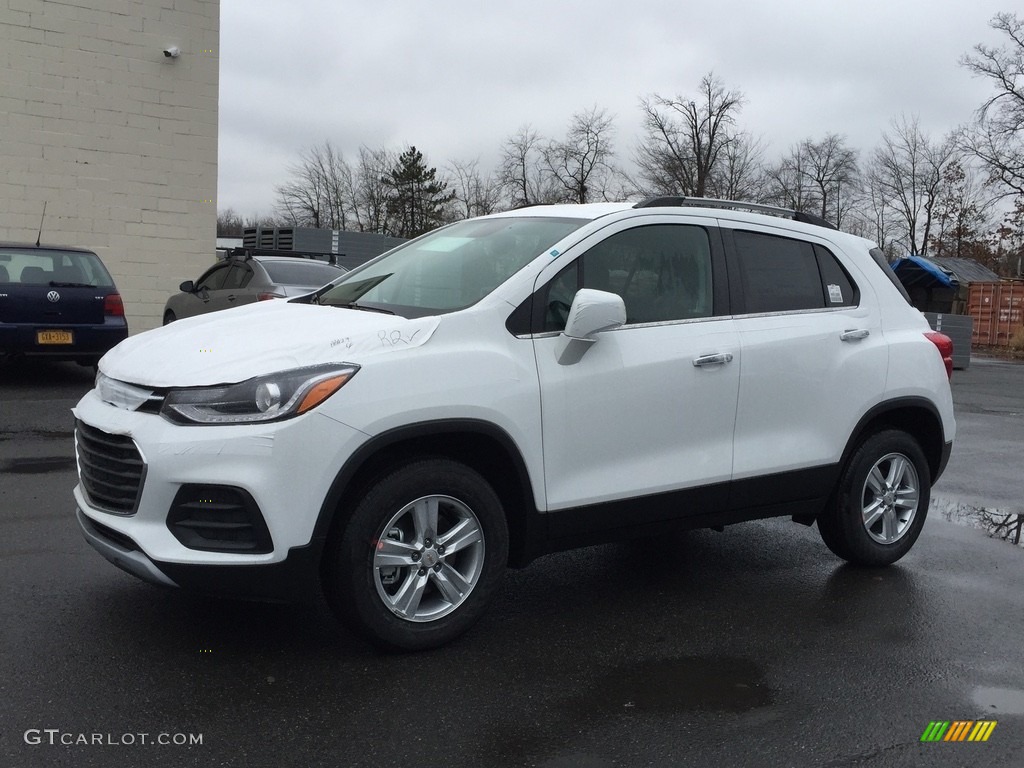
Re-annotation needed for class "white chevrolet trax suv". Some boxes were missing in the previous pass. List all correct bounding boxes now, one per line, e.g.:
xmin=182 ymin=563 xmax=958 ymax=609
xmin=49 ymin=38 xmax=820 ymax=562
xmin=73 ymin=198 xmax=955 ymax=650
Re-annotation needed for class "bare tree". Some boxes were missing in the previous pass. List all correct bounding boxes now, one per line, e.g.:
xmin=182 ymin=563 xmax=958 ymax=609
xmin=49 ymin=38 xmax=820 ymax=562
xmin=764 ymin=142 xmax=816 ymax=212
xmin=542 ymin=107 xmax=618 ymax=203
xmin=869 ymin=116 xmax=960 ymax=256
xmin=802 ymin=134 xmax=859 ymax=226
xmin=764 ymin=135 xmax=858 ymax=224
xmin=275 ymin=140 xmax=352 ymax=229
xmin=349 ymin=145 xmax=394 ymax=234
xmin=635 ymin=72 xmax=745 ymax=198
xmin=961 ymin=13 xmax=1024 ymax=198
xmin=928 ymin=160 xmax=995 ymax=260
xmin=498 ymin=125 xmax=560 ymax=207
xmin=846 ymin=178 xmax=901 ymax=258
xmin=447 ymin=158 xmax=504 ymax=219
xmin=216 ymin=208 xmax=244 ymax=237
xmin=715 ymin=132 xmax=768 ymax=202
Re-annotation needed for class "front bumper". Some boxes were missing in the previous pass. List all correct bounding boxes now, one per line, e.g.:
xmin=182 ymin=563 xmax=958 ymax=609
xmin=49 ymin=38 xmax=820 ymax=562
xmin=73 ymin=387 xmax=368 ymax=598
xmin=76 ymin=508 xmax=322 ymax=601
xmin=77 ymin=508 xmax=177 ymax=587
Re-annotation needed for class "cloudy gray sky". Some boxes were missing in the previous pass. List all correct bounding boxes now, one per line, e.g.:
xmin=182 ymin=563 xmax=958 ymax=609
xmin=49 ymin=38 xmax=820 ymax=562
xmin=217 ymin=0 xmax=1012 ymax=217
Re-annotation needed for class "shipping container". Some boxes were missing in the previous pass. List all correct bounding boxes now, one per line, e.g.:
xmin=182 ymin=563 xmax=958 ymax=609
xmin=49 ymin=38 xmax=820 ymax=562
xmin=969 ymin=282 xmax=1024 ymax=346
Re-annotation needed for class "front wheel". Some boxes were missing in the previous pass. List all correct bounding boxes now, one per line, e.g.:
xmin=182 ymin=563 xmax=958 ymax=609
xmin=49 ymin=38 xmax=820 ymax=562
xmin=818 ymin=430 xmax=931 ymax=566
xmin=324 ymin=458 xmax=508 ymax=651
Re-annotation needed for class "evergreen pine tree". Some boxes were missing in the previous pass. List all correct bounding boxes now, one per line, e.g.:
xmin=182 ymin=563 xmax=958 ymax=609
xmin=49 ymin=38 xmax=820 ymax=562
xmin=382 ymin=146 xmax=455 ymax=238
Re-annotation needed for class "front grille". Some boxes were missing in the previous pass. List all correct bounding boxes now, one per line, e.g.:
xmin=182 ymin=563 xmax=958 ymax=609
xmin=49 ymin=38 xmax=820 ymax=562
xmin=75 ymin=420 xmax=145 ymax=515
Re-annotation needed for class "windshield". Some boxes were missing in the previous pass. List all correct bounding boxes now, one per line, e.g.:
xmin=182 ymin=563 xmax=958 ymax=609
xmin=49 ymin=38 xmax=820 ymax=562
xmin=317 ymin=217 xmax=586 ymax=317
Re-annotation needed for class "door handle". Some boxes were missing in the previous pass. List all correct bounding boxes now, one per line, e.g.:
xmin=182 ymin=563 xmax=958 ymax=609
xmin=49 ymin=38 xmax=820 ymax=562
xmin=692 ymin=352 xmax=734 ymax=367
xmin=840 ymin=329 xmax=870 ymax=342
xmin=227 ymin=294 xmax=237 ymax=302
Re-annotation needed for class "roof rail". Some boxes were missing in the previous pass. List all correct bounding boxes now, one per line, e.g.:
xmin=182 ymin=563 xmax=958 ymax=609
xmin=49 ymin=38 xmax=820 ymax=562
xmin=632 ymin=196 xmax=838 ymax=231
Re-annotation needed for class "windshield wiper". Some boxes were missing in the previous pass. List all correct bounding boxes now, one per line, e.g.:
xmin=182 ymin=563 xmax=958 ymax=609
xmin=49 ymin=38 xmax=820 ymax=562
xmin=49 ymin=281 xmax=97 ymax=288
xmin=333 ymin=302 xmax=395 ymax=315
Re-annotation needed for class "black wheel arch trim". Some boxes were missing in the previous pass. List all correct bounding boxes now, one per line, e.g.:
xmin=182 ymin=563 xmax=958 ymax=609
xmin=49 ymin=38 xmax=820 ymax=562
xmin=311 ymin=419 xmax=543 ymax=569
xmin=841 ymin=396 xmax=951 ymax=483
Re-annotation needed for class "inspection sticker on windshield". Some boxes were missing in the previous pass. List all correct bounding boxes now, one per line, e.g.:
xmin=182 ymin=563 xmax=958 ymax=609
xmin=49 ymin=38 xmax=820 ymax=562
xmin=827 ymin=284 xmax=844 ymax=303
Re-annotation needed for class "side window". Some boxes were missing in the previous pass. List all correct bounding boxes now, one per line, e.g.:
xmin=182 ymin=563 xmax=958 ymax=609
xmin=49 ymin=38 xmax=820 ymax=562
xmin=222 ymin=263 xmax=253 ymax=290
xmin=540 ymin=224 xmax=714 ymax=331
xmin=814 ymin=244 xmax=858 ymax=307
xmin=196 ymin=263 xmax=230 ymax=292
xmin=732 ymin=231 xmax=825 ymax=313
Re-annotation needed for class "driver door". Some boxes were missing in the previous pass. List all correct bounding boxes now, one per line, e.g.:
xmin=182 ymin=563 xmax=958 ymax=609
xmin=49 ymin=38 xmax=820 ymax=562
xmin=530 ymin=218 xmax=740 ymax=535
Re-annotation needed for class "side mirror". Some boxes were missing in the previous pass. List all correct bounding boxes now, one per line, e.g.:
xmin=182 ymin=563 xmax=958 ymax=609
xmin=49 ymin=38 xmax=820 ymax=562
xmin=563 ymin=289 xmax=626 ymax=341
xmin=179 ymin=280 xmax=195 ymax=293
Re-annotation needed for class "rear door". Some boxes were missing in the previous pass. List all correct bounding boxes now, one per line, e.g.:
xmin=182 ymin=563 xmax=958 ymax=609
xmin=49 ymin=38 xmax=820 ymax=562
xmin=723 ymin=225 xmax=888 ymax=496
xmin=219 ymin=262 xmax=257 ymax=309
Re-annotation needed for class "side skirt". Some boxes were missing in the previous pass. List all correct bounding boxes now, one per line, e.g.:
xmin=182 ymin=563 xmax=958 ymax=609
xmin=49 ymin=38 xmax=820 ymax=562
xmin=541 ymin=464 xmax=839 ymax=555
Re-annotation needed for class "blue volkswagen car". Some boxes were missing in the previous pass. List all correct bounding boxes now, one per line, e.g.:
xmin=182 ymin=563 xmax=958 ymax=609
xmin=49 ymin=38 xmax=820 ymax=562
xmin=0 ymin=243 xmax=128 ymax=366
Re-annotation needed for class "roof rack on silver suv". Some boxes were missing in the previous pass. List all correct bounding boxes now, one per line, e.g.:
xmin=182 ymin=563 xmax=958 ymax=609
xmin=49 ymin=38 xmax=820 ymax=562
xmin=632 ymin=196 xmax=838 ymax=231
xmin=217 ymin=246 xmax=342 ymax=266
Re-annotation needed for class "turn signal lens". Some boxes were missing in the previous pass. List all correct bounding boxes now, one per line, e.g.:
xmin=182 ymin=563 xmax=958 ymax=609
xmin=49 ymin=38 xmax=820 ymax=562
xmin=297 ymin=374 xmax=352 ymax=414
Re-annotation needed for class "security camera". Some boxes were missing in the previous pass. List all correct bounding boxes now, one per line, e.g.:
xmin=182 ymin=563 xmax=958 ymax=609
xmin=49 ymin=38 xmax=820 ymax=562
xmin=163 ymin=46 xmax=181 ymax=59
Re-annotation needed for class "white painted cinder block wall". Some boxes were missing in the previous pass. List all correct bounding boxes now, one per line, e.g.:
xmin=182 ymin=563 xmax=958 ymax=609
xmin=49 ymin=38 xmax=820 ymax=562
xmin=1 ymin=0 xmax=219 ymax=333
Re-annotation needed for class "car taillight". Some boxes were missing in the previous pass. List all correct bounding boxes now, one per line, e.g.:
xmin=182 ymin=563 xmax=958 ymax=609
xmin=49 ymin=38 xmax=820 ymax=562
xmin=103 ymin=293 xmax=125 ymax=317
xmin=924 ymin=331 xmax=953 ymax=379
xmin=257 ymin=292 xmax=284 ymax=301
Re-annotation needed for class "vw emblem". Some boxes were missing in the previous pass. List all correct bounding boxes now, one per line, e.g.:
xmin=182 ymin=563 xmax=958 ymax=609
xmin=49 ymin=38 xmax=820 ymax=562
xmin=47 ymin=290 xmax=61 ymax=303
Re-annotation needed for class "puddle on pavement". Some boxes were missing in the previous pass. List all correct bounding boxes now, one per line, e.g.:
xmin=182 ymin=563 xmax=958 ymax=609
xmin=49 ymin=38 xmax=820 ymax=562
xmin=931 ymin=495 xmax=1024 ymax=547
xmin=574 ymin=656 xmax=772 ymax=714
xmin=972 ymin=686 xmax=1024 ymax=715
xmin=0 ymin=456 xmax=77 ymax=474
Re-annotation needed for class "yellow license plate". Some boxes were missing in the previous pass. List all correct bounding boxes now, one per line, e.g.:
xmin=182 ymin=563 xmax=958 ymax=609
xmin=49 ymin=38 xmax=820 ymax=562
xmin=37 ymin=330 xmax=74 ymax=345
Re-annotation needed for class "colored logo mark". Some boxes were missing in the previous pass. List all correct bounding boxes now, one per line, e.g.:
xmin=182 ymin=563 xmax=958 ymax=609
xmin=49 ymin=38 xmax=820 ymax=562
xmin=920 ymin=720 xmax=997 ymax=742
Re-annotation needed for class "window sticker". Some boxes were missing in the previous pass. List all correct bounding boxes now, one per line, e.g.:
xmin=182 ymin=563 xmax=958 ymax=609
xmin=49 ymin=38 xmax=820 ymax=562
xmin=827 ymin=283 xmax=844 ymax=303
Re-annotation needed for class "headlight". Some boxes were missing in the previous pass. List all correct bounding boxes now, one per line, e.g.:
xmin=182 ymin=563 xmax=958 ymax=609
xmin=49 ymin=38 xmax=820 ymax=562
xmin=160 ymin=363 xmax=359 ymax=425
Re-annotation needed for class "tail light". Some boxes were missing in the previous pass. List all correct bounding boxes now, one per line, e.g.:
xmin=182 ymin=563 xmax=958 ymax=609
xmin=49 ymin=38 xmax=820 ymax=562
xmin=103 ymin=293 xmax=125 ymax=317
xmin=257 ymin=292 xmax=284 ymax=301
xmin=925 ymin=331 xmax=953 ymax=379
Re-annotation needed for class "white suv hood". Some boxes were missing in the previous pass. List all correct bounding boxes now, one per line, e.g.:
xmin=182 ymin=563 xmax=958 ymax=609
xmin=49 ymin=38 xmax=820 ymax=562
xmin=100 ymin=301 xmax=441 ymax=387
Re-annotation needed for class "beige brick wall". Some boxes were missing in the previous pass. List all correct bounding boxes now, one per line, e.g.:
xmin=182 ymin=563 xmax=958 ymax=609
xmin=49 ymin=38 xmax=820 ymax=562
xmin=1 ymin=0 xmax=219 ymax=332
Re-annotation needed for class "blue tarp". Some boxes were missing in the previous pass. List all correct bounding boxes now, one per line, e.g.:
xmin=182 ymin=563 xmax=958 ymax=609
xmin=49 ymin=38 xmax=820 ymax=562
xmin=891 ymin=256 xmax=958 ymax=289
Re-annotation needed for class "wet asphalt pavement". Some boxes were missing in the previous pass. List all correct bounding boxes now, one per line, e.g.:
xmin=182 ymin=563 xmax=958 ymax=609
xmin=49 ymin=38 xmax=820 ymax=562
xmin=1 ymin=357 xmax=1022 ymax=768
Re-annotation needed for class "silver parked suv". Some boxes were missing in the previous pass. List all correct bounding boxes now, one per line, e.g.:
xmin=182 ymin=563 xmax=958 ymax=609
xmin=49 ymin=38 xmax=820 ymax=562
xmin=73 ymin=198 xmax=955 ymax=650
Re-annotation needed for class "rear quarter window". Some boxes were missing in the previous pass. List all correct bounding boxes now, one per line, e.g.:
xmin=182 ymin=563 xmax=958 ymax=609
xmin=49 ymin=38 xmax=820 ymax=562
xmin=869 ymin=248 xmax=913 ymax=304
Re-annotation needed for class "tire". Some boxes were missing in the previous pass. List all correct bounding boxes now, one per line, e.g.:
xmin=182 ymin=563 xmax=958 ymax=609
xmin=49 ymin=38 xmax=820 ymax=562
xmin=163 ymin=310 xmax=176 ymax=325
xmin=818 ymin=429 xmax=931 ymax=566
xmin=324 ymin=458 xmax=509 ymax=651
